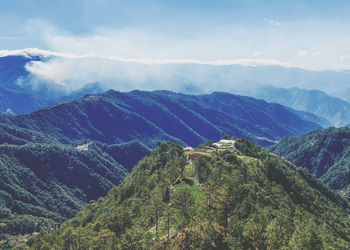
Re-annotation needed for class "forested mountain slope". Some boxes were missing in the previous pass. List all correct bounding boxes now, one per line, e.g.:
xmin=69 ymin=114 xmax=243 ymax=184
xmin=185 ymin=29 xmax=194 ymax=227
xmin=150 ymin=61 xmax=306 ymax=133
xmin=0 ymin=124 xmax=149 ymax=248
xmin=270 ymin=127 xmax=350 ymax=199
xmin=27 ymin=140 xmax=350 ymax=249
xmin=0 ymin=90 xmax=323 ymax=147
xmin=0 ymin=89 xmax=331 ymax=247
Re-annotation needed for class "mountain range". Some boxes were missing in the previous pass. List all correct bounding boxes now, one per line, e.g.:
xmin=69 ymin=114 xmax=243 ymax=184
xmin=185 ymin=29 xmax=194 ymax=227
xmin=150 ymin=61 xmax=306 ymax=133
xmin=270 ymin=127 xmax=350 ymax=199
xmin=0 ymin=89 xmax=324 ymax=147
xmin=242 ymin=85 xmax=350 ymax=127
xmin=2 ymin=50 xmax=350 ymax=129
xmin=0 ymin=87 xmax=327 ymax=247
xmin=6 ymin=51 xmax=350 ymax=130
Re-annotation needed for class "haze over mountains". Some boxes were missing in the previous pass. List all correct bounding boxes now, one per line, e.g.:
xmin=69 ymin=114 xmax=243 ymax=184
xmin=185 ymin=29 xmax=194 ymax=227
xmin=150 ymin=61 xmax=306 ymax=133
xmin=13 ymin=49 xmax=350 ymax=97
xmin=4 ymin=0 xmax=350 ymax=248
xmin=0 ymin=52 xmax=105 ymax=114
xmin=3 ymin=50 xmax=350 ymax=129
xmin=243 ymin=85 xmax=350 ymax=127
xmin=3 ymin=49 xmax=350 ymax=248
xmin=2 ymin=49 xmax=341 ymax=247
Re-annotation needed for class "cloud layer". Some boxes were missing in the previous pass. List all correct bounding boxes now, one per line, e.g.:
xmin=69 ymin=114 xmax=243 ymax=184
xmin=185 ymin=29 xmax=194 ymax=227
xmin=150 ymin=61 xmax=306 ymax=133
xmin=2 ymin=0 xmax=350 ymax=73
xmin=3 ymin=48 xmax=295 ymax=92
xmin=2 ymin=48 xmax=344 ymax=99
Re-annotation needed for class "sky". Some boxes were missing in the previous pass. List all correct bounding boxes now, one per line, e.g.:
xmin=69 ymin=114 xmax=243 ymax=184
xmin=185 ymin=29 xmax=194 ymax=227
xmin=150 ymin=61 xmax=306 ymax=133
xmin=2 ymin=0 xmax=350 ymax=70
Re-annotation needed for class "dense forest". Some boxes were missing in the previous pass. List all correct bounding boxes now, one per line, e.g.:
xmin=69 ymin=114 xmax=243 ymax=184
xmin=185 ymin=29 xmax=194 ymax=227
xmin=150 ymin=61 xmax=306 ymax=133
xmin=23 ymin=139 xmax=350 ymax=249
xmin=0 ymin=123 xmax=150 ymax=248
xmin=270 ymin=127 xmax=350 ymax=199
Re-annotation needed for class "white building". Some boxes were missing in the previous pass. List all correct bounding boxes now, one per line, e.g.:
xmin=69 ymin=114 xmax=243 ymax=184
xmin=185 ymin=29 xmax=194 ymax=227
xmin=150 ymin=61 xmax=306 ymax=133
xmin=184 ymin=146 xmax=194 ymax=151
xmin=219 ymin=139 xmax=236 ymax=144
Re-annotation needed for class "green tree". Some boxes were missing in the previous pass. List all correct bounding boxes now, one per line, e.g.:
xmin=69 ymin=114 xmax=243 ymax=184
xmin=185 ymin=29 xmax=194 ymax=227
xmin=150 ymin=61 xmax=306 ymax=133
xmin=265 ymin=213 xmax=293 ymax=250
xmin=149 ymin=188 xmax=165 ymax=240
xmin=243 ymin=213 xmax=266 ymax=250
xmin=89 ymin=229 xmax=115 ymax=250
xmin=289 ymin=221 xmax=324 ymax=250
xmin=171 ymin=188 xmax=195 ymax=228
xmin=193 ymin=156 xmax=210 ymax=183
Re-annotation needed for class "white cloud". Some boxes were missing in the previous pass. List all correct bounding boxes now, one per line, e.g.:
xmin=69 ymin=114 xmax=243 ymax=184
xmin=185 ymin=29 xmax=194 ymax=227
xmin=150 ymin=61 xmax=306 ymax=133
xmin=253 ymin=51 xmax=262 ymax=57
xmin=16 ymin=49 xmax=298 ymax=93
xmin=1 ymin=48 xmax=295 ymax=67
xmin=3 ymin=47 xmax=350 ymax=98
xmin=7 ymin=18 xmax=350 ymax=72
xmin=340 ymin=54 xmax=350 ymax=63
xmin=298 ymin=50 xmax=321 ymax=57
xmin=298 ymin=50 xmax=308 ymax=56
xmin=263 ymin=18 xmax=280 ymax=26
xmin=270 ymin=20 xmax=280 ymax=26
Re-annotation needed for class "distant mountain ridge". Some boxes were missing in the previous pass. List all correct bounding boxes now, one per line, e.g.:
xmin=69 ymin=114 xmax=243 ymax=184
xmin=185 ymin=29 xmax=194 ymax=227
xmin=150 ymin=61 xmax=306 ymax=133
xmin=0 ymin=89 xmax=323 ymax=147
xmin=243 ymin=85 xmax=350 ymax=127
xmin=2 ymin=50 xmax=350 ymax=126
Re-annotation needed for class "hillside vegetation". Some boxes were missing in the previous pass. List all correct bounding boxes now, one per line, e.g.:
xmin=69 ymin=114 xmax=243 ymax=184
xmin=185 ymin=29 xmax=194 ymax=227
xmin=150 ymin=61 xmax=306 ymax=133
xmin=270 ymin=127 xmax=350 ymax=199
xmin=0 ymin=123 xmax=150 ymax=248
xmin=27 ymin=140 xmax=350 ymax=249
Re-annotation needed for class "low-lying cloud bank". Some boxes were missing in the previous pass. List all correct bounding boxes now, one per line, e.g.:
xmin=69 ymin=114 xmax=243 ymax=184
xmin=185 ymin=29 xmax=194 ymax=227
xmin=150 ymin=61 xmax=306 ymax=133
xmin=2 ymin=49 xmax=350 ymax=98
xmin=0 ymin=48 xmax=297 ymax=93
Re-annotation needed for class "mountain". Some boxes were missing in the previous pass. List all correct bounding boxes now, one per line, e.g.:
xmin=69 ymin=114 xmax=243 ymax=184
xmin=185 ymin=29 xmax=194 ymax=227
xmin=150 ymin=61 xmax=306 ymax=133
xmin=4 ymin=49 xmax=350 ymax=118
xmin=0 ymin=142 xmax=126 ymax=247
xmin=0 ymin=54 xmax=38 ymax=84
xmin=0 ymin=55 xmax=55 ymax=114
xmin=0 ymin=122 xmax=150 ymax=248
xmin=103 ymin=140 xmax=151 ymax=171
xmin=0 ymin=90 xmax=323 ymax=148
xmin=0 ymin=54 xmax=62 ymax=114
xmin=270 ymin=127 xmax=350 ymax=199
xmin=64 ymin=82 xmax=106 ymax=102
xmin=27 ymin=140 xmax=350 ymax=249
xmin=243 ymin=85 xmax=350 ymax=127
xmin=284 ymin=107 xmax=332 ymax=128
xmin=0 ymin=88 xmax=331 ymax=247
xmin=0 ymin=53 xmax=106 ymax=114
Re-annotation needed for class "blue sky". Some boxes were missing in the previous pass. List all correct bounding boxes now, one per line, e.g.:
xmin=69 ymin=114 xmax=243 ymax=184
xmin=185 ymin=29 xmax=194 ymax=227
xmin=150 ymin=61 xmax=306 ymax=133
xmin=1 ymin=0 xmax=350 ymax=69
